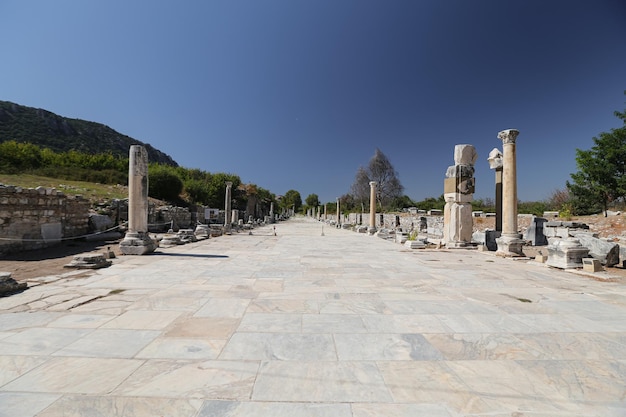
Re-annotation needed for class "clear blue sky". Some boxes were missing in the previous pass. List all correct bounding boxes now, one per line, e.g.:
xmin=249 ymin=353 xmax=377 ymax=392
xmin=1 ymin=0 xmax=625 ymax=204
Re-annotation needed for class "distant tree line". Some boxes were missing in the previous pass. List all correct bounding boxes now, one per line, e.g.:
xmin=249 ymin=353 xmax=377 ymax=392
xmin=0 ymin=141 xmax=280 ymax=214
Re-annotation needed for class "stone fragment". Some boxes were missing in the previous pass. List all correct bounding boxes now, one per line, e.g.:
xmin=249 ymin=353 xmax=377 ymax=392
xmin=524 ymin=217 xmax=548 ymax=246
xmin=0 ymin=271 xmax=28 ymax=295
xmin=573 ymin=233 xmax=620 ymax=267
xmin=582 ymin=258 xmax=602 ymax=272
xmin=64 ymin=254 xmax=112 ymax=269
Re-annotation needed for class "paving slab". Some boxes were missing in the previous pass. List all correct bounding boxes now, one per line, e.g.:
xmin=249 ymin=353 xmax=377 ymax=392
xmin=1 ymin=217 xmax=625 ymax=416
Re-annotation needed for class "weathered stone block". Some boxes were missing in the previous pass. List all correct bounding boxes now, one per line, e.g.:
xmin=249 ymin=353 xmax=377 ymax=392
xmin=573 ymin=233 xmax=620 ymax=266
xmin=582 ymin=258 xmax=602 ymax=272
xmin=546 ymin=238 xmax=589 ymax=269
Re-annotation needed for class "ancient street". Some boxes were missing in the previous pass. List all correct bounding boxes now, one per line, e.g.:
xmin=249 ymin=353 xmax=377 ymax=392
xmin=1 ymin=217 xmax=625 ymax=416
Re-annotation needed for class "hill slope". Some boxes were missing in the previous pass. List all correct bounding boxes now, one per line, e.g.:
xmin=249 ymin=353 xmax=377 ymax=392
xmin=0 ymin=100 xmax=177 ymax=166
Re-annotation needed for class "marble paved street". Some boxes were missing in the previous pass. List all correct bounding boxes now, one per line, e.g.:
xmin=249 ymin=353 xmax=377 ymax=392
xmin=1 ymin=217 xmax=626 ymax=416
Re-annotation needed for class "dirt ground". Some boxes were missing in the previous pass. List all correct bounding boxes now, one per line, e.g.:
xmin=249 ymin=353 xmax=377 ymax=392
xmin=2 ymin=214 xmax=626 ymax=283
xmin=1 ymin=237 xmax=124 ymax=282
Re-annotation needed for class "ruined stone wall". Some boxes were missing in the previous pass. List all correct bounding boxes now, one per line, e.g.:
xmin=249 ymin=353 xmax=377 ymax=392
xmin=345 ymin=213 xmax=445 ymax=237
xmin=0 ymin=185 xmax=90 ymax=255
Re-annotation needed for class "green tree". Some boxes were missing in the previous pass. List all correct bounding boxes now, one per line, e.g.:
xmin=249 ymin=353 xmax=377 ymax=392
xmin=148 ymin=164 xmax=184 ymax=201
xmin=567 ymin=100 xmax=626 ymax=215
xmin=305 ymin=193 xmax=320 ymax=208
xmin=281 ymin=189 xmax=302 ymax=212
xmin=350 ymin=148 xmax=404 ymax=211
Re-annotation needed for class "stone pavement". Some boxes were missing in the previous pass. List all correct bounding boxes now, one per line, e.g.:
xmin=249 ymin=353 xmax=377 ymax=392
xmin=1 ymin=217 xmax=625 ymax=417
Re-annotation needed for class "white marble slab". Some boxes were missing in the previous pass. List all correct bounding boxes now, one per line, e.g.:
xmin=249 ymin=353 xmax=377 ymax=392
xmin=0 ymin=392 xmax=61 ymax=417
xmin=136 ymin=337 xmax=225 ymax=360
xmin=113 ymin=359 xmax=259 ymax=399
xmin=53 ymin=329 xmax=158 ymax=358
xmin=35 ymin=395 xmax=203 ymax=417
xmin=194 ymin=298 xmax=251 ymax=318
xmin=2 ymin=357 xmax=144 ymax=393
xmin=198 ymin=401 xmax=352 ymax=417
xmin=335 ymin=333 xmax=443 ymax=360
xmin=253 ymin=361 xmax=392 ymax=402
xmin=220 ymin=333 xmax=336 ymax=361
xmin=0 ymin=328 xmax=92 ymax=355
xmin=101 ymin=310 xmax=182 ymax=330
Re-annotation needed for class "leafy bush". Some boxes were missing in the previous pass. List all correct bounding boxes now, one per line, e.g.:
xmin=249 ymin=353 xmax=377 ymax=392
xmin=148 ymin=165 xmax=184 ymax=201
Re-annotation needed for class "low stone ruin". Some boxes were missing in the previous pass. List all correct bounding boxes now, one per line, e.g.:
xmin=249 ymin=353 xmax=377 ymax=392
xmin=0 ymin=272 xmax=27 ymax=295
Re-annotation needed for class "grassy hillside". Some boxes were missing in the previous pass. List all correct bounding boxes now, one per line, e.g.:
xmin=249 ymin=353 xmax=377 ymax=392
xmin=0 ymin=174 xmax=128 ymax=202
xmin=0 ymin=100 xmax=177 ymax=166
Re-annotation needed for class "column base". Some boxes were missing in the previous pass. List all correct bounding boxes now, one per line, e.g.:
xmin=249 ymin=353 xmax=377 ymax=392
xmin=367 ymin=226 xmax=377 ymax=235
xmin=120 ymin=231 xmax=157 ymax=255
xmin=495 ymin=235 xmax=525 ymax=257
xmin=446 ymin=241 xmax=476 ymax=249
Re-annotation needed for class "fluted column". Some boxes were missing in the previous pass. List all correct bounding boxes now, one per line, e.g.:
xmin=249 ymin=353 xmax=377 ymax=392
xmin=336 ymin=198 xmax=341 ymax=227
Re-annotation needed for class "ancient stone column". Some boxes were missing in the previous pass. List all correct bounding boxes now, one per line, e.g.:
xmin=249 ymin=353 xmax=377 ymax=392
xmin=120 ymin=145 xmax=156 ymax=255
xmin=336 ymin=198 xmax=341 ymax=227
xmin=443 ymin=144 xmax=477 ymax=248
xmin=368 ymin=181 xmax=377 ymax=234
xmin=495 ymin=129 xmax=525 ymax=256
xmin=324 ymin=203 xmax=327 ymax=220
xmin=269 ymin=202 xmax=274 ymax=223
xmin=224 ymin=181 xmax=233 ymax=234
xmin=487 ymin=148 xmax=503 ymax=232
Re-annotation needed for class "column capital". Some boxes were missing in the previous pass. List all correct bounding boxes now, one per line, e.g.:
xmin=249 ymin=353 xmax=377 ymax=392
xmin=497 ymin=129 xmax=519 ymax=145
xmin=225 ymin=181 xmax=233 ymax=188
xmin=369 ymin=181 xmax=377 ymax=187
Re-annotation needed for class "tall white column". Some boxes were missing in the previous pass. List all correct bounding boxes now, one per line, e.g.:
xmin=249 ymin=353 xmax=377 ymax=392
xmin=495 ymin=129 xmax=524 ymax=256
xmin=368 ymin=181 xmax=377 ymax=234
xmin=224 ymin=181 xmax=233 ymax=234
xmin=336 ymin=198 xmax=341 ymax=227
xmin=120 ymin=145 xmax=156 ymax=255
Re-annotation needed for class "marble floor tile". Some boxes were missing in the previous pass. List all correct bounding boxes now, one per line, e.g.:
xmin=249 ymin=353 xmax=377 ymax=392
xmin=45 ymin=313 xmax=115 ymax=329
xmin=198 ymin=401 xmax=352 ymax=417
xmin=335 ymin=333 xmax=443 ymax=360
xmin=362 ymin=314 xmax=451 ymax=333
xmin=136 ymin=337 xmax=225 ymax=360
xmin=514 ymin=332 xmax=626 ymax=360
xmin=302 ymin=314 xmax=368 ymax=333
xmin=194 ymin=298 xmax=251 ymax=318
xmin=425 ymin=333 xmax=542 ymax=360
xmin=0 ymin=328 xmax=92 ymax=355
xmin=318 ymin=300 xmax=391 ymax=315
xmin=351 ymin=403 xmax=456 ymax=417
xmin=0 ymin=311 xmax=63 ymax=331
xmin=0 ymin=392 xmax=61 ymax=417
xmin=100 ymin=310 xmax=182 ymax=330
xmin=377 ymin=361 xmax=490 ymax=414
xmin=518 ymin=359 xmax=626 ymax=404
xmin=113 ymin=359 xmax=259 ymax=399
xmin=446 ymin=360 xmax=567 ymax=403
xmin=165 ymin=317 xmax=240 ymax=339
xmin=220 ymin=333 xmax=336 ymax=361
xmin=53 ymin=329 xmax=159 ymax=358
xmin=247 ymin=299 xmax=319 ymax=314
xmin=0 ymin=355 xmax=49 ymax=386
xmin=238 ymin=313 xmax=302 ymax=332
xmin=253 ymin=361 xmax=393 ymax=402
xmin=36 ymin=395 xmax=203 ymax=417
xmin=1 ymin=357 xmax=144 ymax=393
xmin=127 ymin=295 xmax=209 ymax=311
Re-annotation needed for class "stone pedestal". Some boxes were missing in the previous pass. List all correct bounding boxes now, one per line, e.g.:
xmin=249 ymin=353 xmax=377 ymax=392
xmin=546 ymin=238 xmax=590 ymax=269
xmin=443 ymin=144 xmax=477 ymax=248
xmin=120 ymin=145 xmax=156 ymax=255
xmin=495 ymin=235 xmax=525 ymax=257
